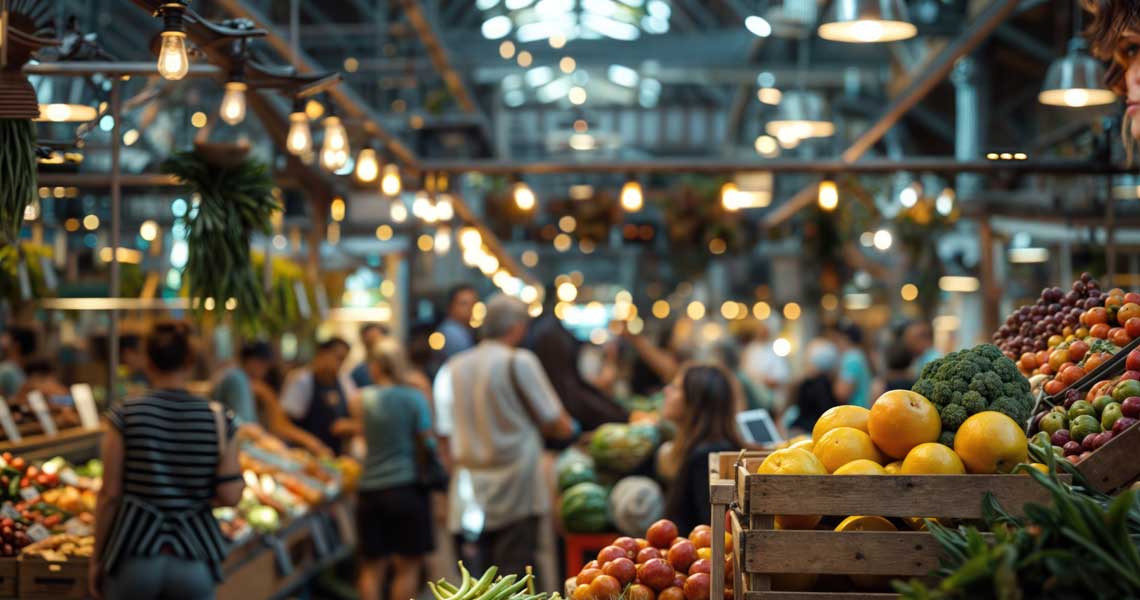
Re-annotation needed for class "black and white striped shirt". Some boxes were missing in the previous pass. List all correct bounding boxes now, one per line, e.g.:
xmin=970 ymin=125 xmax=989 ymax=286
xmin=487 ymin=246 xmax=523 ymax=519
xmin=103 ymin=390 xmax=235 ymax=579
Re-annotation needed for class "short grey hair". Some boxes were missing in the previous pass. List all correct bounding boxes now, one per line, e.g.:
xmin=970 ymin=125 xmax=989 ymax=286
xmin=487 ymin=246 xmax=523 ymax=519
xmin=482 ymin=293 xmax=530 ymax=339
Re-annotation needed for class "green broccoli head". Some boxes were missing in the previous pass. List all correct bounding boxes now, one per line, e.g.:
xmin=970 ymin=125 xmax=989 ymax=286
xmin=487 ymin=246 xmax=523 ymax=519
xmin=991 ymin=395 xmax=1033 ymax=427
xmin=940 ymin=403 xmax=968 ymax=431
xmin=938 ymin=431 xmax=956 ymax=447
xmin=912 ymin=379 xmax=936 ymax=401
xmin=974 ymin=344 xmax=1005 ymax=362
xmin=960 ymin=390 xmax=987 ymax=415
xmin=968 ymin=371 xmax=1003 ymax=399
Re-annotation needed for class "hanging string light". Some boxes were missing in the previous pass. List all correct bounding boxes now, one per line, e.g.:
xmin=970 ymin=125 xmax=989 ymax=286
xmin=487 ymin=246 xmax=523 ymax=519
xmin=818 ymin=179 xmax=838 ymax=211
xmin=286 ymin=98 xmax=312 ymax=156
xmin=354 ymin=146 xmax=380 ymax=183
xmin=380 ymin=163 xmax=402 ymax=196
xmin=620 ymin=179 xmax=643 ymax=212
xmin=720 ymin=182 xmax=740 ymax=211
xmin=156 ymin=2 xmax=190 ymax=80
xmin=319 ymin=108 xmax=350 ymax=171
xmin=219 ymin=80 xmax=247 ymax=125
xmin=513 ymin=181 xmax=536 ymax=211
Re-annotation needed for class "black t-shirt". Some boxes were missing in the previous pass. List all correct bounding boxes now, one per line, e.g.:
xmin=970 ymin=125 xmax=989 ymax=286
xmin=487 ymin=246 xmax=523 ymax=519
xmin=791 ymin=374 xmax=839 ymax=432
xmin=663 ymin=440 xmax=737 ymax=534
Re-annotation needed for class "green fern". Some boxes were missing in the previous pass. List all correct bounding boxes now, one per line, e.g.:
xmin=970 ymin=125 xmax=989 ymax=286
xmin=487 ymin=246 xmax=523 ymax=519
xmin=0 ymin=120 xmax=37 ymax=243
xmin=161 ymin=150 xmax=280 ymax=335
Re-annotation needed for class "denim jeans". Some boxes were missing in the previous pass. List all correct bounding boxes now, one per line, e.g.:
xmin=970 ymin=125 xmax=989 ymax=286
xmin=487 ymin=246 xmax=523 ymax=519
xmin=104 ymin=555 xmax=216 ymax=600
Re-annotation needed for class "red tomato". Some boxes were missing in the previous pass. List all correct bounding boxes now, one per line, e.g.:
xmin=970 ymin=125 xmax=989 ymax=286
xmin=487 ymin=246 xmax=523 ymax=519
xmin=1044 ymin=379 xmax=1065 ymax=396
xmin=1111 ymin=327 xmax=1132 ymax=348
xmin=578 ymin=569 xmax=603 ymax=587
xmin=1068 ymin=340 xmax=1090 ymax=362
xmin=1086 ymin=307 xmax=1109 ymax=326
xmin=1126 ymin=318 xmax=1140 ymax=339
xmin=590 ymin=575 xmax=622 ymax=600
xmin=1090 ymin=323 xmax=1111 ymax=339
xmin=1019 ymin=353 xmax=1037 ymax=371
xmin=1060 ymin=365 xmax=1086 ymax=386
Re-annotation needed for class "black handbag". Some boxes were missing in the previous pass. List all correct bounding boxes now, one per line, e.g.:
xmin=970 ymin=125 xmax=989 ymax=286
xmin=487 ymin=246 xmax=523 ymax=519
xmin=414 ymin=429 xmax=449 ymax=492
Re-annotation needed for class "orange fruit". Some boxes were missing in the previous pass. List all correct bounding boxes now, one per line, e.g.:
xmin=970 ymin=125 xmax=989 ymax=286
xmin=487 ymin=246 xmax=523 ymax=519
xmin=757 ymin=449 xmax=827 ymax=529
xmin=868 ymin=390 xmax=942 ymax=459
xmin=953 ymin=412 xmax=1028 ymax=474
xmin=813 ymin=427 xmax=884 ymax=473
xmin=696 ymin=547 xmax=712 ymax=560
xmin=789 ymin=438 xmax=815 ymax=453
xmin=833 ymin=459 xmax=887 ymax=475
xmin=812 ymin=405 xmax=870 ymax=443
xmin=883 ymin=461 xmax=903 ymax=475
xmin=1025 ymin=463 xmax=1050 ymax=475
xmin=834 ymin=516 xmax=896 ymax=589
xmin=901 ymin=443 xmax=966 ymax=474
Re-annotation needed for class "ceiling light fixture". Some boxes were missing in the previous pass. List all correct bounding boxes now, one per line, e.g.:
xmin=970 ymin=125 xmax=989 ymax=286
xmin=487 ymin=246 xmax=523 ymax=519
xmin=319 ymin=111 xmax=350 ymax=172
xmin=219 ymin=81 xmax=247 ymax=125
xmin=35 ymin=103 xmax=97 ymax=123
xmin=818 ymin=0 xmax=917 ymax=43
xmin=620 ymin=179 xmax=643 ymax=212
xmin=286 ymin=98 xmax=312 ymax=156
xmin=765 ymin=90 xmax=835 ymax=143
xmin=513 ymin=181 xmax=536 ymax=211
xmin=354 ymin=146 xmax=380 ymax=183
xmin=381 ymin=163 xmax=402 ymax=196
xmin=156 ymin=1 xmax=190 ymax=80
xmin=818 ymin=179 xmax=838 ymax=211
xmin=1039 ymin=39 xmax=1116 ymax=107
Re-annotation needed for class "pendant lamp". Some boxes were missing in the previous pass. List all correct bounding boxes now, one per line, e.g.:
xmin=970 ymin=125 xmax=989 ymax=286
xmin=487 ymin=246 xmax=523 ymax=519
xmin=818 ymin=0 xmax=917 ymax=43
xmin=1039 ymin=39 xmax=1115 ymax=107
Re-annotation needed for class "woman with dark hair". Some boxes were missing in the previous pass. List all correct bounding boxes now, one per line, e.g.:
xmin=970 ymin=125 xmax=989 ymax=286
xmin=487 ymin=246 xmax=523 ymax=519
xmin=656 ymin=364 xmax=747 ymax=533
xmin=91 ymin=321 xmax=244 ymax=600
xmin=1084 ymin=1 xmax=1140 ymax=151
xmin=353 ymin=339 xmax=436 ymax=600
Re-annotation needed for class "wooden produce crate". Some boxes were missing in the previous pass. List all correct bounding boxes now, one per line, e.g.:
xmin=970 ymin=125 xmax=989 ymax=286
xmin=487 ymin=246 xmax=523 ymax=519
xmin=0 ymin=557 xmax=17 ymax=599
xmin=1075 ymin=420 xmax=1140 ymax=493
xmin=709 ymin=450 xmax=769 ymax=600
xmin=718 ymin=456 xmax=1060 ymax=600
xmin=17 ymin=555 xmax=87 ymax=599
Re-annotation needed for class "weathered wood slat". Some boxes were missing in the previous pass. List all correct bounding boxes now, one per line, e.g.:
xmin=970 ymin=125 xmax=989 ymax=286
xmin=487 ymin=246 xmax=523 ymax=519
xmin=745 ymin=474 xmax=1055 ymax=518
xmin=1077 ymin=423 xmax=1140 ymax=493
xmin=743 ymin=530 xmax=942 ymax=576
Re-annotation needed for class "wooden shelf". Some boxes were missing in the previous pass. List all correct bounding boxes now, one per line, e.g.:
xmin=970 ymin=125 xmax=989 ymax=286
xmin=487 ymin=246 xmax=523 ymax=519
xmin=0 ymin=428 xmax=103 ymax=463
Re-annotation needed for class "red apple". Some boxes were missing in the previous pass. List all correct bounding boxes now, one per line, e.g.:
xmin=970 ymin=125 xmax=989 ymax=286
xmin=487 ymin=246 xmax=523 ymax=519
xmin=1125 ymin=292 xmax=1140 ymax=305
xmin=647 ymin=520 xmax=680 ymax=549
xmin=639 ymin=559 xmax=676 ymax=592
xmin=1127 ymin=349 xmax=1140 ymax=372
xmin=1113 ymin=416 xmax=1138 ymax=434
xmin=668 ymin=540 xmax=698 ymax=573
xmin=604 ymin=557 xmax=636 ymax=586
xmin=1123 ymin=396 xmax=1140 ymax=418
xmin=637 ymin=547 xmax=663 ymax=564
xmin=1066 ymin=454 xmax=1082 ymax=465
xmin=672 ymin=572 xmax=687 ymax=589
xmin=658 ymin=587 xmax=685 ymax=600
xmin=598 ymin=546 xmax=628 ymax=566
xmin=688 ymin=559 xmax=711 ymax=576
xmin=590 ymin=574 xmax=622 ymax=600
xmin=577 ymin=568 xmax=603 ymax=586
xmin=683 ymin=573 xmax=711 ymax=600
xmin=613 ymin=536 xmax=640 ymax=557
xmin=1123 ymin=371 xmax=1140 ymax=382
xmin=626 ymin=584 xmax=656 ymax=600
xmin=635 ymin=538 xmax=650 ymax=550
xmin=583 ymin=560 xmax=600 ymax=571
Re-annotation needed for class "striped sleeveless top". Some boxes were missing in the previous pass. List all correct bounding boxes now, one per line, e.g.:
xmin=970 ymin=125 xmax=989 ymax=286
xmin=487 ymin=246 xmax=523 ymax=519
xmin=103 ymin=390 xmax=235 ymax=580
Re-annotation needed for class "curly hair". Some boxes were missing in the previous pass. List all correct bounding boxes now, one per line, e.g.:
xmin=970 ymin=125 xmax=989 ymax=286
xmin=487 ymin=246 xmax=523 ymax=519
xmin=1083 ymin=0 xmax=1140 ymax=94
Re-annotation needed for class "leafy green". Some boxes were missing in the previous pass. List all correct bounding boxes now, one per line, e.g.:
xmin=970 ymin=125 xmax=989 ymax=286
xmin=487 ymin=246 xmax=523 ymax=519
xmin=162 ymin=150 xmax=280 ymax=336
xmin=895 ymin=439 xmax=1140 ymax=600
xmin=0 ymin=119 xmax=37 ymax=243
xmin=911 ymin=344 xmax=1035 ymax=438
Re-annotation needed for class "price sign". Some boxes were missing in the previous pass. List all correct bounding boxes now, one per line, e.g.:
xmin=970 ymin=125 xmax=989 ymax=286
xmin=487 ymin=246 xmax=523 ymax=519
xmin=70 ymin=384 xmax=99 ymax=431
xmin=0 ymin=400 xmax=20 ymax=443
xmin=63 ymin=518 xmax=92 ymax=537
xmin=26 ymin=391 xmax=57 ymax=437
xmin=19 ymin=487 xmax=39 ymax=502
xmin=25 ymin=524 xmax=50 ymax=543
xmin=1 ymin=503 xmax=21 ymax=521
xmin=58 ymin=469 xmax=78 ymax=487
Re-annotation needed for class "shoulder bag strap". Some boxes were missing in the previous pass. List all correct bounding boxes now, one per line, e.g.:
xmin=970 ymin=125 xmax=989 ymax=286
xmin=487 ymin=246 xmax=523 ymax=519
xmin=208 ymin=401 xmax=226 ymax=460
xmin=508 ymin=351 xmax=543 ymax=428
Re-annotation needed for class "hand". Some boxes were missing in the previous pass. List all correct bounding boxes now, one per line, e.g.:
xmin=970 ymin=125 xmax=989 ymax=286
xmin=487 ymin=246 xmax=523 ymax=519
xmin=330 ymin=418 xmax=359 ymax=438
xmin=88 ymin=561 xmax=103 ymax=599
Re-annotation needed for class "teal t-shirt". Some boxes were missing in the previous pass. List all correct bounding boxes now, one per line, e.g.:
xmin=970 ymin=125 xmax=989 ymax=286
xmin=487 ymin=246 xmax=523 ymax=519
xmin=360 ymin=385 xmax=432 ymax=491
xmin=0 ymin=362 xmax=24 ymax=399
xmin=211 ymin=367 xmax=258 ymax=426
xmin=839 ymin=349 xmax=873 ymax=409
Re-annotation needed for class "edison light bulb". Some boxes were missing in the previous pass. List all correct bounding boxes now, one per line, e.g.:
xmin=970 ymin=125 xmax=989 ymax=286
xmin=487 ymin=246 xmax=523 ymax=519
xmin=818 ymin=180 xmax=838 ymax=211
xmin=721 ymin=182 xmax=740 ymax=211
xmin=355 ymin=148 xmax=379 ymax=183
xmin=219 ymin=81 xmax=247 ymax=125
xmin=320 ymin=116 xmax=349 ymax=171
xmin=620 ymin=181 xmax=643 ymax=212
xmin=157 ymin=32 xmax=190 ymax=80
xmin=513 ymin=182 xmax=535 ymax=211
xmin=380 ymin=164 xmax=402 ymax=196
xmin=286 ymin=111 xmax=312 ymax=155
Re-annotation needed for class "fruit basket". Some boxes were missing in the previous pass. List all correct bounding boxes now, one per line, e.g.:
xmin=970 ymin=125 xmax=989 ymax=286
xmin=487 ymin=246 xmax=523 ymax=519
xmin=715 ymin=455 xmax=1059 ymax=600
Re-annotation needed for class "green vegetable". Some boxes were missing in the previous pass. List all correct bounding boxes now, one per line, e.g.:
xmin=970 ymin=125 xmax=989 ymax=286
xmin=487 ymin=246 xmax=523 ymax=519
xmin=588 ymin=422 xmax=659 ymax=475
xmin=556 ymin=461 xmax=597 ymax=492
xmin=162 ymin=150 xmax=281 ymax=336
xmin=894 ymin=445 xmax=1140 ymax=600
xmin=0 ymin=119 xmax=37 ymax=244
xmin=559 ymin=482 xmax=610 ymax=533
xmin=911 ymin=344 xmax=1034 ymax=439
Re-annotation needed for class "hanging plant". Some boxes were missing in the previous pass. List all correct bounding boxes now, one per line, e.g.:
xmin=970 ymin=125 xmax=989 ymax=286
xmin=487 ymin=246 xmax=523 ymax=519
xmin=162 ymin=145 xmax=281 ymax=335
xmin=250 ymin=251 xmax=316 ymax=337
xmin=0 ymin=120 xmax=37 ymax=242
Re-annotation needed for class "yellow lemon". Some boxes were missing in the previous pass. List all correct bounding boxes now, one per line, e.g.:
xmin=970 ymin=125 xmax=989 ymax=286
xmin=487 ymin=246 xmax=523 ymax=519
xmin=833 ymin=459 xmax=887 ymax=475
xmin=812 ymin=405 xmax=871 ymax=443
xmin=813 ymin=427 xmax=884 ymax=473
xmin=901 ymin=443 xmax=966 ymax=475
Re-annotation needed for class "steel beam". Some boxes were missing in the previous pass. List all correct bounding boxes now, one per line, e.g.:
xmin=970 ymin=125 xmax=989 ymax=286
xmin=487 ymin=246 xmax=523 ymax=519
xmin=765 ymin=0 xmax=1023 ymax=227
xmin=415 ymin=157 xmax=1129 ymax=175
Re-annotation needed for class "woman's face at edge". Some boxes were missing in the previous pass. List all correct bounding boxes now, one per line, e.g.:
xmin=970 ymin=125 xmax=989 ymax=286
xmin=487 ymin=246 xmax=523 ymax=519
xmin=1116 ymin=29 xmax=1140 ymax=140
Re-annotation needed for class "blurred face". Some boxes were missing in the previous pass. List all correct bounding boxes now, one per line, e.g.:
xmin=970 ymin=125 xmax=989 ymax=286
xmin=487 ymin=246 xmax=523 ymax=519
xmin=903 ymin=322 xmax=932 ymax=353
xmin=662 ymin=375 xmax=684 ymax=422
xmin=450 ymin=289 xmax=477 ymax=324
xmin=1118 ymin=30 xmax=1140 ymax=140
xmin=313 ymin=346 xmax=348 ymax=381
xmin=362 ymin=327 xmax=383 ymax=350
xmin=244 ymin=357 xmax=270 ymax=381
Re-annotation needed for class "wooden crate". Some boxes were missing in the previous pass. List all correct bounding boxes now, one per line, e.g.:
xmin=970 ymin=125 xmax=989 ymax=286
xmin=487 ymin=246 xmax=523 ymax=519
xmin=1076 ymin=421 xmax=1140 ymax=494
xmin=710 ymin=450 xmax=769 ymax=600
xmin=0 ymin=557 xmax=17 ymax=599
xmin=720 ymin=456 xmax=1060 ymax=600
xmin=17 ymin=555 xmax=87 ymax=599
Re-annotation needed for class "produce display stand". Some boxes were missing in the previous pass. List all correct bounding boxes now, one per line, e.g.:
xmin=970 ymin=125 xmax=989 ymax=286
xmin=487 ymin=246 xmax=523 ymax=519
xmin=0 ymin=428 xmax=103 ymax=464
xmin=562 ymin=532 xmax=619 ymax=577
xmin=709 ymin=450 xmax=769 ymax=600
xmin=0 ymin=558 xmax=16 ymax=599
xmin=1075 ymin=422 xmax=1140 ymax=493
xmin=711 ymin=453 xmax=1061 ymax=600
xmin=217 ymin=496 xmax=354 ymax=600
